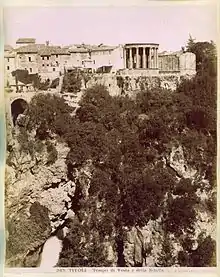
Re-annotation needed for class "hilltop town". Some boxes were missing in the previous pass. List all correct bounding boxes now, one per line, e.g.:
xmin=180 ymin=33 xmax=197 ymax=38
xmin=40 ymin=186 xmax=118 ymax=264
xmin=4 ymin=37 xmax=196 ymax=95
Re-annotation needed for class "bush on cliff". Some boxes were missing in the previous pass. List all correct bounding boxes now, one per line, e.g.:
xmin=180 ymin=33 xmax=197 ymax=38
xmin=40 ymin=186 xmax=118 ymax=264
xmin=61 ymin=69 xmax=82 ymax=93
xmin=26 ymin=93 xmax=73 ymax=139
xmin=6 ymin=202 xmax=51 ymax=266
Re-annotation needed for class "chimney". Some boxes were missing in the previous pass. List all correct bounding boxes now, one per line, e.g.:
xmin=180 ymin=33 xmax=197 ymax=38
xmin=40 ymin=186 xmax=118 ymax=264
xmin=46 ymin=41 xmax=49 ymax=46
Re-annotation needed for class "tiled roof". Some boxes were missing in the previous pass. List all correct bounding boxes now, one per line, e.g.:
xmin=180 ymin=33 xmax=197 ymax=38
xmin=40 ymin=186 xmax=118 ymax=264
xmin=16 ymin=44 xmax=70 ymax=55
xmin=69 ymin=47 xmax=89 ymax=53
xmin=16 ymin=44 xmax=46 ymax=53
xmin=87 ymin=45 xmax=116 ymax=52
xmin=4 ymin=45 xmax=14 ymax=52
xmin=16 ymin=38 xmax=36 ymax=44
xmin=52 ymin=47 xmax=70 ymax=55
xmin=159 ymin=50 xmax=183 ymax=56
xmin=69 ymin=44 xmax=116 ymax=53
xmin=4 ymin=51 xmax=16 ymax=58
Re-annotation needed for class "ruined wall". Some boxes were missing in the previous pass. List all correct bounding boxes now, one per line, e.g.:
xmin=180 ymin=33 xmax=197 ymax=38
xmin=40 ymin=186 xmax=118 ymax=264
xmin=158 ymin=52 xmax=196 ymax=76
xmin=179 ymin=52 xmax=196 ymax=75
xmin=158 ymin=54 xmax=180 ymax=72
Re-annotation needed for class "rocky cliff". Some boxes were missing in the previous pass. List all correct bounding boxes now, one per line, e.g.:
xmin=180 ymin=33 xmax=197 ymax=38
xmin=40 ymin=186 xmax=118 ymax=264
xmin=121 ymin=145 xmax=216 ymax=267
xmin=5 ymin=124 xmax=216 ymax=267
xmin=5 ymin=125 xmax=76 ymax=266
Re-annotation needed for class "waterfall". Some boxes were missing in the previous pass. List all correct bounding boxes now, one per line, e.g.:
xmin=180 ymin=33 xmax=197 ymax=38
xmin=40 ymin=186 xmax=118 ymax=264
xmin=38 ymin=227 xmax=69 ymax=268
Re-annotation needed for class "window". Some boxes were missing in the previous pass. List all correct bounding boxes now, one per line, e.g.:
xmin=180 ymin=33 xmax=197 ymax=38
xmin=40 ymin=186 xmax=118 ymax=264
xmin=56 ymin=61 xmax=59 ymax=66
xmin=7 ymin=66 xmax=10 ymax=70
xmin=30 ymin=68 xmax=32 ymax=73
xmin=7 ymin=58 xmax=9 ymax=62
xmin=47 ymin=56 xmax=49 ymax=60
xmin=53 ymin=68 xmax=55 ymax=72
xmin=29 ymin=57 xmax=32 ymax=62
xmin=56 ymin=55 xmax=58 ymax=58
xmin=47 ymin=64 xmax=49 ymax=66
xmin=42 ymin=64 xmax=45 ymax=67
xmin=42 ymin=56 xmax=44 ymax=60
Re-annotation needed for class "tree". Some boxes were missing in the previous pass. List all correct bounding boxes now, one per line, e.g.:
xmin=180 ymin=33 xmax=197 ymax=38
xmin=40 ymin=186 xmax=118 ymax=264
xmin=62 ymin=69 xmax=82 ymax=93
xmin=26 ymin=93 xmax=74 ymax=139
xmin=186 ymin=38 xmax=217 ymax=76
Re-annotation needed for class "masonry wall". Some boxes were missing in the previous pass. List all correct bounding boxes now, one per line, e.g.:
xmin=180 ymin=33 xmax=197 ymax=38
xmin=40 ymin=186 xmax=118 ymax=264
xmin=69 ymin=53 xmax=83 ymax=67
xmin=85 ymin=72 xmax=182 ymax=97
xmin=179 ymin=52 xmax=196 ymax=75
xmin=16 ymin=53 xmax=39 ymax=74
xmin=158 ymin=54 xmax=180 ymax=72
xmin=4 ymin=57 xmax=16 ymax=85
xmin=90 ymin=50 xmax=113 ymax=69
xmin=111 ymin=46 xmax=124 ymax=72
xmin=37 ymin=54 xmax=71 ymax=80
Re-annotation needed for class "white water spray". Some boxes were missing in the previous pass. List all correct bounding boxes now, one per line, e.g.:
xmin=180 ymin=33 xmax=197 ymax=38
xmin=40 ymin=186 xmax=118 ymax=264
xmin=39 ymin=227 xmax=69 ymax=268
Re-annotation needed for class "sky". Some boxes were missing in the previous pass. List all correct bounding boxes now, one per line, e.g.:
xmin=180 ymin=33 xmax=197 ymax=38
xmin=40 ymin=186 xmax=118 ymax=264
xmin=3 ymin=2 xmax=218 ymax=52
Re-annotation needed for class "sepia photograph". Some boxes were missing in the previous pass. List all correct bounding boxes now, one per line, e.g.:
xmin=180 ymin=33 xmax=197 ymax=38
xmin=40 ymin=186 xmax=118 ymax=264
xmin=3 ymin=1 xmax=217 ymax=271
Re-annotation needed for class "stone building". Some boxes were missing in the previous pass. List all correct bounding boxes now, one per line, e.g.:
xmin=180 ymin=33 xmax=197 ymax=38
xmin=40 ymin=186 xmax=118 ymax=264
xmin=4 ymin=50 xmax=16 ymax=86
xmin=67 ymin=44 xmax=124 ymax=73
xmin=16 ymin=38 xmax=36 ymax=47
xmin=123 ymin=43 xmax=159 ymax=70
xmin=6 ymin=40 xmax=71 ymax=82
xmin=158 ymin=51 xmax=196 ymax=76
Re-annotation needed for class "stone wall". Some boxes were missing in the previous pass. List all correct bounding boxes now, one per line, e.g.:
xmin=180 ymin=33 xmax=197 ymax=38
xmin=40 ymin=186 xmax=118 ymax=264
xmin=16 ymin=53 xmax=39 ymax=74
xmin=158 ymin=54 xmax=179 ymax=72
xmin=85 ymin=72 xmax=181 ymax=96
xmin=179 ymin=52 xmax=196 ymax=75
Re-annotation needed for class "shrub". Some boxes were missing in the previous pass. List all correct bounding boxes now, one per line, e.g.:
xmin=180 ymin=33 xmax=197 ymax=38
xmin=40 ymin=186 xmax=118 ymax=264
xmin=46 ymin=141 xmax=58 ymax=165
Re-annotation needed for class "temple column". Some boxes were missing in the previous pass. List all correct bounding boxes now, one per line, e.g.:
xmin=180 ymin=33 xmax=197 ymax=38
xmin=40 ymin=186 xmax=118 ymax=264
xmin=153 ymin=48 xmax=155 ymax=68
xmin=148 ymin=47 xmax=152 ymax=69
xmin=123 ymin=48 xmax=126 ymax=68
xmin=153 ymin=47 xmax=156 ymax=68
xmin=151 ymin=47 xmax=154 ymax=68
xmin=125 ymin=48 xmax=128 ymax=68
xmin=143 ymin=47 xmax=146 ymax=69
xmin=155 ymin=48 xmax=158 ymax=69
xmin=129 ymin=48 xmax=133 ymax=69
xmin=136 ymin=47 xmax=139 ymax=68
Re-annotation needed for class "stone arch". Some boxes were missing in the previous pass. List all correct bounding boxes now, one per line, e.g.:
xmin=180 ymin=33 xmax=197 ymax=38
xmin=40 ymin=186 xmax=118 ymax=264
xmin=11 ymin=98 xmax=28 ymax=126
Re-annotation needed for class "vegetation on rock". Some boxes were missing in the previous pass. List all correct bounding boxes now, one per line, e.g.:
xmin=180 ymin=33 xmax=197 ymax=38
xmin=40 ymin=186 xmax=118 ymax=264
xmin=61 ymin=69 xmax=82 ymax=93
xmin=6 ymin=202 xmax=51 ymax=267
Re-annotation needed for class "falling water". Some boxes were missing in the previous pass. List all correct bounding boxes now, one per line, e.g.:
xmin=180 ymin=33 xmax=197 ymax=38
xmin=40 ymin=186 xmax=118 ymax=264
xmin=38 ymin=227 xmax=69 ymax=268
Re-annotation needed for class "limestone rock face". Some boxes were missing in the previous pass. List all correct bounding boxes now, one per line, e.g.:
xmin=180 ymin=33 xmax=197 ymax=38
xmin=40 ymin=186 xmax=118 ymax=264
xmin=5 ymin=133 xmax=76 ymax=266
xmin=123 ymin=220 xmax=163 ymax=267
xmin=168 ymin=145 xmax=197 ymax=178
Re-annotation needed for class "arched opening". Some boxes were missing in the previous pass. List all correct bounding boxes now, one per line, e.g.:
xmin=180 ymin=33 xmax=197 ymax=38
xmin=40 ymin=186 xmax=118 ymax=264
xmin=11 ymin=98 xmax=28 ymax=126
